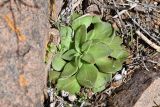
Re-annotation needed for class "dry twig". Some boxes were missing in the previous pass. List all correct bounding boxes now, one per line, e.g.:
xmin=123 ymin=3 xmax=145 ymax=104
xmin=113 ymin=3 xmax=137 ymax=18
xmin=136 ymin=30 xmax=160 ymax=52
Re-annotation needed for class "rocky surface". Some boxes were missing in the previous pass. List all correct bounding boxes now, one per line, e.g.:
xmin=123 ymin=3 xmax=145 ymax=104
xmin=0 ymin=0 xmax=49 ymax=106
xmin=109 ymin=65 xmax=160 ymax=107
xmin=134 ymin=78 xmax=160 ymax=107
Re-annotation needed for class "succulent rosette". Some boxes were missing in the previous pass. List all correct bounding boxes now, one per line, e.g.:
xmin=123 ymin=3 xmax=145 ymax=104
xmin=49 ymin=14 xmax=128 ymax=94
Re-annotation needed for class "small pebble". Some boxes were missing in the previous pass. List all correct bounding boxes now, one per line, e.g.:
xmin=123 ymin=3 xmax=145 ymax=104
xmin=114 ymin=74 xmax=123 ymax=81
xmin=121 ymin=68 xmax=127 ymax=75
xmin=61 ymin=90 xmax=69 ymax=97
xmin=47 ymin=88 xmax=53 ymax=96
xmin=154 ymin=2 xmax=158 ymax=6
xmin=68 ymin=95 xmax=77 ymax=102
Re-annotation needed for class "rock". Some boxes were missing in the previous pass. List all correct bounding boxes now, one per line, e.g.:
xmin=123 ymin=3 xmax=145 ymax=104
xmin=85 ymin=4 xmax=100 ymax=14
xmin=0 ymin=0 xmax=49 ymax=106
xmin=61 ymin=90 xmax=69 ymax=97
xmin=134 ymin=78 xmax=160 ymax=107
xmin=114 ymin=74 xmax=123 ymax=81
xmin=50 ymin=0 xmax=63 ymax=21
xmin=68 ymin=95 xmax=77 ymax=102
xmin=109 ymin=67 xmax=160 ymax=107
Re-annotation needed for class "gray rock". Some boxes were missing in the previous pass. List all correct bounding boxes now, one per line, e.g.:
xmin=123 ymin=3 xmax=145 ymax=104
xmin=0 ymin=0 xmax=49 ymax=106
xmin=109 ymin=67 xmax=160 ymax=107
xmin=134 ymin=78 xmax=160 ymax=107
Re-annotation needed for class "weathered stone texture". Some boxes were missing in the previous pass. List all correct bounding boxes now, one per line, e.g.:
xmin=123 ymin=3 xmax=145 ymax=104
xmin=134 ymin=78 xmax=160 ymax=107
xmin=0 ymin=0 xmax=49 ymax=106
xmin=109 ymin=66 xmax=160 ymax=107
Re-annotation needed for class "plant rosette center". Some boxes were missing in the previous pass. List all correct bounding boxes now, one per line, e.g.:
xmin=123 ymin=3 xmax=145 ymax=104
xmin=49 ymin=13 xmax=128 ymax=95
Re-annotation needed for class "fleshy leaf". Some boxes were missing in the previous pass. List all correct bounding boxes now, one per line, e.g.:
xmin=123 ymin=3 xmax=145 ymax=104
xmin=52 ymin=54 xmax=66 ymax=71
xmin=70 ymin=12 xmax=81 ymax=21
xmin=92 ymin=22 xmax=113 ymax=40
xmin=92 ymin=16 xmax=102 ymax=23
xmin=113 ymin=60 xmax=123 ymax=72
xmin=87 ymin=41 xmax=112 ymax=60
xmin=56 ymin=76 xmax=81 ymax=94
xmin=96 ymin=57 xmax=122 ymax=74
xmin=62 ymin=49 xmax=77 ymax=61
xmin=93 ymin=72 xmax=112 ymax=93
xmin=49 ymin=70 xmax=61 ymax=84
xmin=60 ymin=62 xmax=78 ymax=78
xmin=105 ymin=32 xmax=123 ymax=46
xmin=75 ymin=56 xmax=83 ymax=68
xmin=76 ymin=64 xmax=98 ymax=88
xmin=81 ymin=53 xmax=95 ymax=64
xmin=72 ymin=15 xmax=93 ymax=30
xmin=81 ymin=40 xmax=92 ymax=52
xmin=105 ymin=32 xmax=128 ymax=60
xmin=87 ymin=30 xmax=95 ymax=40
xmin=86 ymin=22 xmax=113 ymax=41
xmin=111 ymin=47 xmax=128 ymax=61
xmin=59 ymin=26 xmax=73 ymax=51
xmin=75 ymin=25 xmax=87 ymax=52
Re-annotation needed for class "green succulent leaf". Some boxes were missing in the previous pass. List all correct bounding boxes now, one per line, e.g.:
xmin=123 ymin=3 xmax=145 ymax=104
xmin=52 ymin=54 xmax=66 ymax=71
xmin=62 ymin=49 xmax=77 ymax=61
xmin=81 ymin=53 xmax=95 ymax=64
xmin=56 ymin=76 xmax=81 ymax=94
xmin=86 ymin=17 xmax=107 ymax=40
xmin=87 ymin=41 xmax=112 ymax=60
xmin=70 ymin=12 xmax=81 ymax=21
xmin=92 ymin=16 xmax=102 ymax=23
xmin=49 ymin=70 xmax=61 ymax=84
xmin=96 ymin=57 xmax=122 ymax=74
xmin=75 ymin=56 xmax=83 ymax=68
xmin=76 ymin=64 xmax=98 ymax=88
xmin=87 ymin=30 xmax=95 ymax=40
xmin=59 ymin=26 xmax=73 ymax=51
xmin=75 ymin=25 xmax=87 ymax=52
xmin=81 ymin=40 xmax=92 ymax=52
xmin=72 ymin=15 xmax=93 ymax=30
xmin=106 ymin=32 xmax=123 ymax=46
xmin=60 ymin=62 xmax=78 ymax=78
xmin=111 ymin=47 xmax=128 ymax=61
xmin=105 ymin=31 xmax=128 ymax=60
xmin=93 ymin=72 xmax=112 ymax=93
xmin=92 ymin=22 xmax=113 ymax=40
xmin=113 ymin=60 xmax=123 ymax=72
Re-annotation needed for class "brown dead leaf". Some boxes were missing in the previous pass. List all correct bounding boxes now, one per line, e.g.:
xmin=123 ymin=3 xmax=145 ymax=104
xmin=112 ymin=23 xmax=119 ymax=30
xmin=111 ymin=80 xmax=123 ymax=88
